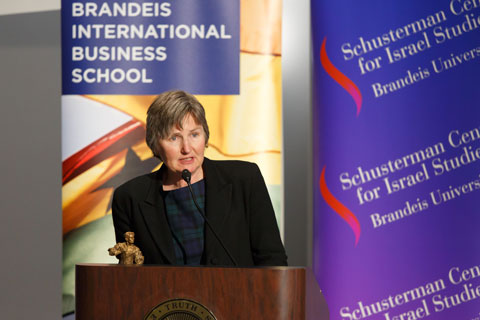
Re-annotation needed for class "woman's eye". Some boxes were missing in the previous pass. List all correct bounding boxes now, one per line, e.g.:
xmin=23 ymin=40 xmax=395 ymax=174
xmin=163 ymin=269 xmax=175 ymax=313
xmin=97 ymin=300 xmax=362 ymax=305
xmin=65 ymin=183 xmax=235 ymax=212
xmin=192 ymin=132 xmax=199 ymax=137
xmin=170 ymin=136 xmax=177 ymax=141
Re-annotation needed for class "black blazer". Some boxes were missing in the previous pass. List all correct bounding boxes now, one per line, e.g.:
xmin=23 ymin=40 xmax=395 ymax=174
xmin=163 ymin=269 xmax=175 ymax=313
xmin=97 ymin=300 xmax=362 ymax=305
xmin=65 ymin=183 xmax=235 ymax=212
xmin=112 ymin=158 xmax=288 ymax=266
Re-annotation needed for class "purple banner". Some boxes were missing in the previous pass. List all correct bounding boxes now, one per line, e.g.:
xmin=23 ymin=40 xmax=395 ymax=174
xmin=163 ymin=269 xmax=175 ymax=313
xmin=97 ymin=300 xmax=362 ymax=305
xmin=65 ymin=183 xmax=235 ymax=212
xmin=313 ymin=1 xmax=480 ymax=319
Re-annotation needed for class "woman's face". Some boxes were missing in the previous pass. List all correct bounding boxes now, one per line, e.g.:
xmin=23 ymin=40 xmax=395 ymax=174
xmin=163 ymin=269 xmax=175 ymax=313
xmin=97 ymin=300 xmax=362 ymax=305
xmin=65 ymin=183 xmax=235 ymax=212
xmin=158 ymin=114 xmax=206 ymax=182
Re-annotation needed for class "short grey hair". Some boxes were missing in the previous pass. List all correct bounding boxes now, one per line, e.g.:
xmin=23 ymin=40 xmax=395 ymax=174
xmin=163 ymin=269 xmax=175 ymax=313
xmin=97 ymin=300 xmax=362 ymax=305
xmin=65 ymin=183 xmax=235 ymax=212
xmin=146 ymin=90 xmax=210 ymax=160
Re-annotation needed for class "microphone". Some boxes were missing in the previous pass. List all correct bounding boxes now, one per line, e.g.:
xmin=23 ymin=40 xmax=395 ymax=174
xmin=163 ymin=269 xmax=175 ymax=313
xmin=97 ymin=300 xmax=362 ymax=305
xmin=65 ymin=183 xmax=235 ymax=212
xmin=182 ymin=169 xmax=237 ymax=266
xmin=181 ymin=169 xmax=191 ymax=184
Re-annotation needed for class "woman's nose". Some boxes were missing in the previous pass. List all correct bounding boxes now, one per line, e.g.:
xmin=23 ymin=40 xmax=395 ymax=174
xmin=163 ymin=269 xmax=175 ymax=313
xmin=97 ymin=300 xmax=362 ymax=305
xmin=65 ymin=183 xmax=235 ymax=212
xmin=181 ymin=139 xmax=191 ymax=153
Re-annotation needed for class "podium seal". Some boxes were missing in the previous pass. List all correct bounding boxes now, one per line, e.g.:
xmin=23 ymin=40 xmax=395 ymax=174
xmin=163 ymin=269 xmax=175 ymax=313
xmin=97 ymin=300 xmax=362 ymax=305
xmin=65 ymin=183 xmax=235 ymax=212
xmin=144 ymin=298 xmax=217 ymax=320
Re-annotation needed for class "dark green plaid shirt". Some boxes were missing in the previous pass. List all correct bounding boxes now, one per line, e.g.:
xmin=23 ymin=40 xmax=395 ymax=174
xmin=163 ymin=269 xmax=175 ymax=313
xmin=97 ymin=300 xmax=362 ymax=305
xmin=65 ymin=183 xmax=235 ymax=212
xmin=163 ymin=180 xmax=205 ymax=265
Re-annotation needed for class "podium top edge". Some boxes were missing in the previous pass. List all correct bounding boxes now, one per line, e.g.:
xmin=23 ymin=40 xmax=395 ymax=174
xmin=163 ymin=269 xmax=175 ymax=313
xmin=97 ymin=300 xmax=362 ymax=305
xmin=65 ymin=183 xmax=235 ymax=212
xmin=76 ymin=263 xmax=307 ymax=271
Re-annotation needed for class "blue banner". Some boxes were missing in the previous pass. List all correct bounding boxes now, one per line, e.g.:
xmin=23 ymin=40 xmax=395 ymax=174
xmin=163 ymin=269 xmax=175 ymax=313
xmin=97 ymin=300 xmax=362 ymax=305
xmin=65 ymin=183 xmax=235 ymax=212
xmin=313 ymin=1 xmax=480 ymax=319
xmin=62 ymin=0 xmax=239 ymax=94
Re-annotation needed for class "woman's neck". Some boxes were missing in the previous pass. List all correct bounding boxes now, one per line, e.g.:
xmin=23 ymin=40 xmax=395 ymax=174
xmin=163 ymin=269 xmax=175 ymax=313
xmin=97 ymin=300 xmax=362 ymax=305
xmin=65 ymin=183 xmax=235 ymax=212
xmin=162 ymin=168 xmax=204 ymax=191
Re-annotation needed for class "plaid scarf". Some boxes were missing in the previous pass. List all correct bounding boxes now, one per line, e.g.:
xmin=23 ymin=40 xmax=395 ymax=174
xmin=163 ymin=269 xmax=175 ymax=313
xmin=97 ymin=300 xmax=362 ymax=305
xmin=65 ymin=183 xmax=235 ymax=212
xmin=163 ymin=180 xmax=205 ymax=265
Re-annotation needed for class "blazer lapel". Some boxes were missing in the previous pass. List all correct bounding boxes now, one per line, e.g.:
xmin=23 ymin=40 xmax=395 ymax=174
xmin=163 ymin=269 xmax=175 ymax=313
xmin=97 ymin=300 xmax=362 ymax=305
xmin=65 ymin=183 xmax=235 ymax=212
xmin=203 ymin=158 xmax=232 ymax=257
xmin=140 ymin=168 xmax=176 ymax=264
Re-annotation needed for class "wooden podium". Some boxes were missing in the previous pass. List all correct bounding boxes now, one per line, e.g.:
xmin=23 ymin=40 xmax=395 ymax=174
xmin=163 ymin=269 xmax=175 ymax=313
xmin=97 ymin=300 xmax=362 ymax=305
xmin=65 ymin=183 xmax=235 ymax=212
xmin=76 ymin=264 xmax=329 ymax=320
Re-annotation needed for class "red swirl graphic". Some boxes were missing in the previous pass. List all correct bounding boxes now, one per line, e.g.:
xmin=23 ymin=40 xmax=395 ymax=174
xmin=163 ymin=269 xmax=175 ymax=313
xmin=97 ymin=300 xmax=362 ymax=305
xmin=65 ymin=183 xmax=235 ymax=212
xmin=320 ymin=166 xmax=361 ymax=246
xmin=320 ymin=37 xmax=362 ymax=116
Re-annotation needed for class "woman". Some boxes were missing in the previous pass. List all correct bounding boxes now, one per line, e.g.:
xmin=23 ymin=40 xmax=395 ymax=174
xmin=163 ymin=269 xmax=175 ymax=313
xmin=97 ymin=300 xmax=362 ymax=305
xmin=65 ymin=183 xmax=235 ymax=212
xmin=112 ymin=90 xmax=287 ymax=266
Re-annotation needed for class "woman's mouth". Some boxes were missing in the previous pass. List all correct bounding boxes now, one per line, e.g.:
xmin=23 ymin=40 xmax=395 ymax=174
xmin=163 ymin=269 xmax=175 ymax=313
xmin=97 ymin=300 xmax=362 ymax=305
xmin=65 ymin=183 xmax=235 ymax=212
xmin=179 ymin=157 xmax=194 ymax=163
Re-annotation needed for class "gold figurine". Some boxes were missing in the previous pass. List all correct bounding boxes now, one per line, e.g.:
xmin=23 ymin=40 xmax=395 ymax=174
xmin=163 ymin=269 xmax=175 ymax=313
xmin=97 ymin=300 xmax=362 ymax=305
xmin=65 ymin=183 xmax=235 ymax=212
xmin=108 ymin=231 xmax=144 ymax=265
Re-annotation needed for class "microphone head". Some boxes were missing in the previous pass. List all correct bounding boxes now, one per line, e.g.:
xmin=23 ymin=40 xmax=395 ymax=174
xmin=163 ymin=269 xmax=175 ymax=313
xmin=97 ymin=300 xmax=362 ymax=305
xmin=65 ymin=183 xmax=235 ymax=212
xmin=181 ymin=169 xmax=191 ymax=183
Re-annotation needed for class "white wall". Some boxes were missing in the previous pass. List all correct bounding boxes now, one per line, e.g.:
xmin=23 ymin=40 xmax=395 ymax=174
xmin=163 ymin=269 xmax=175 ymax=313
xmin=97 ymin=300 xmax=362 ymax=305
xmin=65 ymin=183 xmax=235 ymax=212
xmin=0 ymin=10 xmax=61 ymax=318
xmin=0 ymin=1 xmax=60 ymax=16
xmin=282 ymin=0 xmax=312 ymax=266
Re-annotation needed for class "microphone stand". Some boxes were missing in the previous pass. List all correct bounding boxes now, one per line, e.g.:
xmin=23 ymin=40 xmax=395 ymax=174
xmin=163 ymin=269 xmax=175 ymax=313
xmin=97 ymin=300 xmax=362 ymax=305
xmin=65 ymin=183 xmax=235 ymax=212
xmin=182 ymin=169 xmax=238 ymax=266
